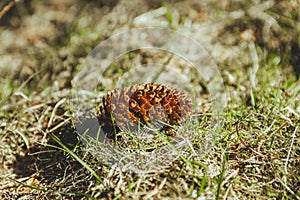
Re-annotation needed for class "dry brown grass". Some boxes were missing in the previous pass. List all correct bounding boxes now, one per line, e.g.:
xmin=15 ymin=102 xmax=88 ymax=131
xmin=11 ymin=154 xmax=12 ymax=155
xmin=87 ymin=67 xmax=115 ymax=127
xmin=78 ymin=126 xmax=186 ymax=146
xmin=0 ymin=0 xmax=299 ymax=199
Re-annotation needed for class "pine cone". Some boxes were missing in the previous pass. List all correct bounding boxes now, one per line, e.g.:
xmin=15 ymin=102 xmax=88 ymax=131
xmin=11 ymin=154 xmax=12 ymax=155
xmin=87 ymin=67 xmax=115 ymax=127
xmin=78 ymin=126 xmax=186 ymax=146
xmin=98 ymin=83 xmax=192 ymax=138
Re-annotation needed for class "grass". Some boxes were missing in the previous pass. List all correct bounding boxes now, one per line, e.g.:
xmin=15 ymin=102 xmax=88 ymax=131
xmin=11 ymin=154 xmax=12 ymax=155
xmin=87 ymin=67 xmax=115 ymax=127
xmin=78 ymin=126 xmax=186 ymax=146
xmin=0 ymin=0 xmax=300 ymax=199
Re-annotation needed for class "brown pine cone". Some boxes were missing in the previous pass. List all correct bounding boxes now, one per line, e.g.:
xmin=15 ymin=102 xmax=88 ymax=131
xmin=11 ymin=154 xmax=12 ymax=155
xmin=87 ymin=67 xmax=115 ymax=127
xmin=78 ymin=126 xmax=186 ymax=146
xmin=97 ymin=83 xmax=192 ymax=138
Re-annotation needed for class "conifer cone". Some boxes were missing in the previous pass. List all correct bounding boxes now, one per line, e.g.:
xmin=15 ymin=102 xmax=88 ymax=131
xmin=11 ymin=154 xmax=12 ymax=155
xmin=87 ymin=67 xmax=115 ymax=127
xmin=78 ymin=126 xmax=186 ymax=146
xmin=97 ymin=83 xmax=192 ymax=138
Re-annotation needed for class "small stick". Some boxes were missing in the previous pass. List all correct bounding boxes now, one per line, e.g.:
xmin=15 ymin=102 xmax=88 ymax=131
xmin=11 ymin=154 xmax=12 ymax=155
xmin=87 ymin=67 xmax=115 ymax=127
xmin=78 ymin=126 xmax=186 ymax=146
xmin=0 ymin=0 xmax=16 ymax=19
xmin=269 ymin=121 xmax=288 ymax=139
xmin=284 ymin=126 xmax=298 ymax=174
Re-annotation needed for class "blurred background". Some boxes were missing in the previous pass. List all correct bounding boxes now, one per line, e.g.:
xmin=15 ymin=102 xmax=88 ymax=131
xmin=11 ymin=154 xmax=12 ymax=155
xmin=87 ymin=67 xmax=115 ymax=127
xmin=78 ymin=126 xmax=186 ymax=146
xmin=0 ymin=0 xmax=299 ymax=96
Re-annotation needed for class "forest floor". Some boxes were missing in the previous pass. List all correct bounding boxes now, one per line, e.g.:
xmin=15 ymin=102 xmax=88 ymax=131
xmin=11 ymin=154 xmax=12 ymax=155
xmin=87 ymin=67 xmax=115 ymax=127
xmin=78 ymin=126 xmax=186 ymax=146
xmin=0 ymin=0 xmax=299 ymax=199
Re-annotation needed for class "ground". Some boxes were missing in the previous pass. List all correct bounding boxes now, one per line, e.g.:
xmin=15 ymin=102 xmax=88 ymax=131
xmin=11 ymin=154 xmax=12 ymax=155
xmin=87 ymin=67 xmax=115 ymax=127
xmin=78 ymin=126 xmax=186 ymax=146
xmin=0 ymin=0 xmax=299 ymax=199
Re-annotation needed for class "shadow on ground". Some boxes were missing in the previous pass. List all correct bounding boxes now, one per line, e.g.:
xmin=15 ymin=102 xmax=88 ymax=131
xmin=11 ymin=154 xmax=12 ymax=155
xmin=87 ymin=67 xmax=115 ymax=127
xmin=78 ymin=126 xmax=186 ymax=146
xmin=10 ymin=123 xmax=97 ymax=198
